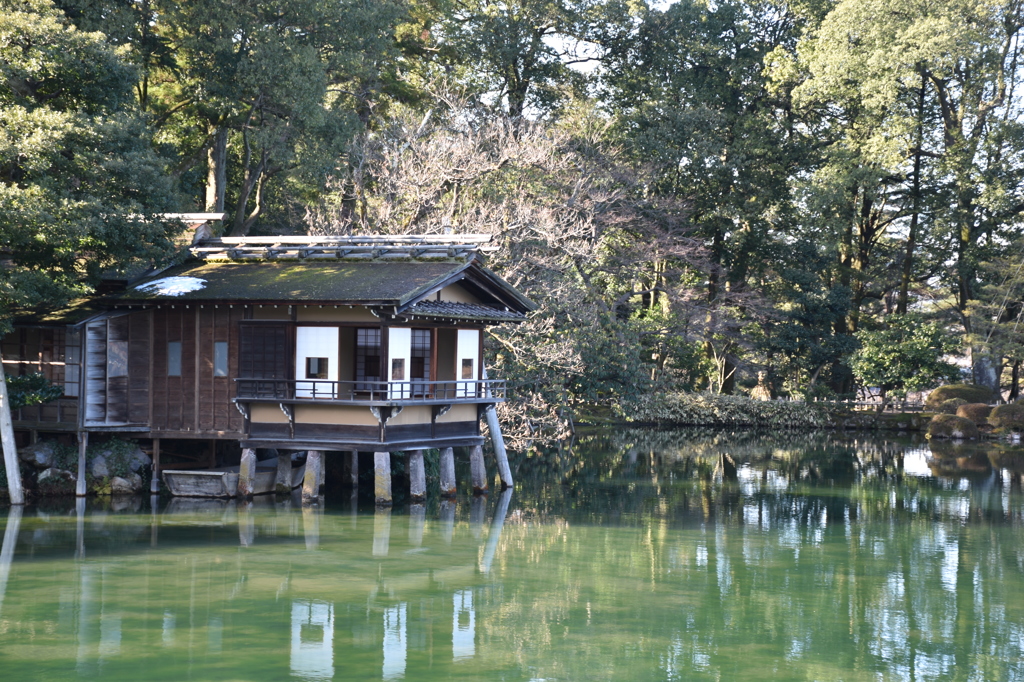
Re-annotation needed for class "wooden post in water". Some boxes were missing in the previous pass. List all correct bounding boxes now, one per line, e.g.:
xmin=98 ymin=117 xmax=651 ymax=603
xmin=348 ymin=451 xmax=359 ymax=489
xmin=302 ymin=451 xmax=323 ymax=503
xmin=470 ymin=444 xmax=488 ymax=495
xmin=237 ymin=448 xmax=256 ymax=499
xmin=482 ymin=368 xmax=513 ymax=489
xmin=409 ymin=449 xmax=426 ymax=502
xmin=150 ymin=438 xmax=161 ymax=494
xmin=76 ymin=431 xmax=88 ymax=498
xmin=372 ymin=506 xmax=392 ymax=556
xmin=374 ymin=451 xmax=392 ymax=506
xmin=275 ymin=452 xmax=291 ymax=495
xmin=318 ymin=451 xmax=326 ymax=492
xmin=439 ymin=447 xmax=456 ymax=498
xmin=0 ymin=357 xmax=24 ymax=505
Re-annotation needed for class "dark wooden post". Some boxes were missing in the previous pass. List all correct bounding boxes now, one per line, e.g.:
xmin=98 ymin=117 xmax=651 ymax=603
xmin=348 ymin=451 xmax=359 ymax=489
xmin=275 ymin=452 xmax=292 ymax=495
xmin=150 ymin=438 xmax=161 ymax=494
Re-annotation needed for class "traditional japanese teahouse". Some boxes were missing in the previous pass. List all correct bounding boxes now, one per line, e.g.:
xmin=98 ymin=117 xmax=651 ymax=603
xmin=4 ymin=233 xmax=534 ymax=503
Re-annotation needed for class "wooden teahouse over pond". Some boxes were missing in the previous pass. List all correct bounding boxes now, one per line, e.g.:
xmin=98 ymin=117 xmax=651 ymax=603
xmin=5 ymin=234 xmax=535 ymax=502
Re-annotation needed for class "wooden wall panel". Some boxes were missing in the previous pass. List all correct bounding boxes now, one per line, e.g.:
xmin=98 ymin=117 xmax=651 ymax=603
xmin=151 ymin=310 xmax=168 ymax=431
xmin=84 ymin=320 xmax=107 ymax=423
xmin=128 ymin=311 xmax=151 ymax=424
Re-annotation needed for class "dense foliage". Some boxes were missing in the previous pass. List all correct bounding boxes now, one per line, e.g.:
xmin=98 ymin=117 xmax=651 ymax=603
xmin=7 ymin=0 xmax=1024 ymax=437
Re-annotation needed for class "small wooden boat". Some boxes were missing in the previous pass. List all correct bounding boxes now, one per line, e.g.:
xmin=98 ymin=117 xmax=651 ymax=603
xmin=162 ymin=460 xmax=305 ymax=498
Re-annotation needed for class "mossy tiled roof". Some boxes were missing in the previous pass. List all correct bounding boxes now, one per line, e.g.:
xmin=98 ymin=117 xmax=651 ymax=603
xmin=116 ymin=259 xmax=470 ymax=305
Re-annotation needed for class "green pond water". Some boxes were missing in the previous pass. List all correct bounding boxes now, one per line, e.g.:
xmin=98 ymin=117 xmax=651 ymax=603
xmin=2 ymin=430 xmax=1024 ymax=681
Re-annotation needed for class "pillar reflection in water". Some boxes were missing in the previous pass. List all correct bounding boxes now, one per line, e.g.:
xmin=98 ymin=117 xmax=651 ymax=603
xmin=480 ymin=488 xmax=512 ymax=574
xmin=0 ymin=506 xmax=22 ymax=618
xmin=373 ymin=507 xmax=392 ymax=557
xmin=382 ymin=603 xmax=407 ymax=681
xmin=303 ymin=504 xmax=321 ymax=550
xmin=99 ymin=567 xmax=122 ymax=660
xmin=439 ymin=500 xmax=455 ymax=545
xmin=469 ymin=496 xmax=486 ymax=540
xmin=452 ymin=589 xmax=475 ymax=661
xmin=408 ymin=504 xmax=425 ymax=547
xmin=162 ymin=610 xmax=175 ymax=646
xmin=290 ymin=600 xmax=334 ymax=681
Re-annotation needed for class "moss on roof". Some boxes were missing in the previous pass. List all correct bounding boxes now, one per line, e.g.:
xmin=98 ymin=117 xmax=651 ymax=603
xmin=116 ymin=259 xmax=470 ymax=304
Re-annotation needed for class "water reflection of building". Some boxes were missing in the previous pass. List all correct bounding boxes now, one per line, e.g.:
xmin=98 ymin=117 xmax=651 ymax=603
xmin=0 ymin=489 xmax=510 ymax=680
xmin=452 ymin=589 xmax=475 ymax=661
xmin=382 ymin=603 xmax=407 ymax=680
xmin=291 ymin=601 xmax=335 ymax=681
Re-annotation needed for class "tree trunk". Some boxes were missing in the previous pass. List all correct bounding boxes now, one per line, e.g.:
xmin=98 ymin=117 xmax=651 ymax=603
xmin=972 ymin=349 xmax=1001 ymax=396
xmin=205 ymin=127 xmax=227 ymax=213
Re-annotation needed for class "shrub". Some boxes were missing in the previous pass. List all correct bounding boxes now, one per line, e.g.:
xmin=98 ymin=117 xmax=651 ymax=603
xmin=926 ymin=414 xmax=980 ymax=439
xmin=926 ymin=384 xmax=994 ymax=410
xmin=619 ymin=393 xmax=832 ymax=429
xmin=988 ymin=403 xmax=1024 ymax=431
xmin=956 ymin=403 xmax=992 ymax=424
xmin=937 ymin=398 xmax=968 ymax=414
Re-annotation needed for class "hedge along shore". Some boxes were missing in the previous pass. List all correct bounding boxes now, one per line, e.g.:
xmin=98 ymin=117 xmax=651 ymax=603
xmin=612 ymin=393 xmax=976 ymax=433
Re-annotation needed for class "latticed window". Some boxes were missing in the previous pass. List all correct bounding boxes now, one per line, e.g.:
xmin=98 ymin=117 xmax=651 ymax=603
xmin=355 ymin=328 xmax=381 ymax=390
xmin=410 ymin=329 xmax=431 ymax=380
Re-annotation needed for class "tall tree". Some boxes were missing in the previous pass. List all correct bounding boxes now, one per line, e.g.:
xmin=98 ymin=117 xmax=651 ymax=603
xmin=603 ymin=0 xmax=804 ymax=392
xmin=0 ymin=0 xmax=183 ymax=499
xmin=792 ymin=0 xmax=1024 ymax=391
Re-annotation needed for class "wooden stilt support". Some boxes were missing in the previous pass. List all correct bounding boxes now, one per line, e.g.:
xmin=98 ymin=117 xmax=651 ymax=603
xmin=483 ymin=368 xmax=513 ymax=490
xmin=439 ymin=447 xmax=456 ymax=498
xmin=409 ymin=449 xmax=426 ymax=502
xmin=238 ymin=448 xmax=256 ymax=499
xmin=470 ymin=444 xmax=488 ymax=495
xmin=374 ymin=451 xmax=392 ymax=506
xmin=76 ymin=431 xmax=88 ymax=498
xmin=0 ymin=357 xmax=24 ymax=505
xmin=318 ymin=451 xmax=326 ymax=492
xmin=275 ymin=452 xmax=291 ymax=495
xmin=348 ymin=451 xmax=359 ymax=489
xmin=150 ymin=438 xmax=161 ymax=494
xmin=302 ymin=451 xmax=323 ymax=504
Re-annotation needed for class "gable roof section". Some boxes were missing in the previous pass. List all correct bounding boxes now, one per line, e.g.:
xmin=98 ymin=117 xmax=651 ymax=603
xmin=115 ymin=260 xmax=468 ymax=305
xmin=110 ymin=257 xmax=536 ymax=316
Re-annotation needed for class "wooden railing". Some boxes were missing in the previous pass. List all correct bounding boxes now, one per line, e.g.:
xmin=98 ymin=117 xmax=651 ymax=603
xmin=235 ymin=378 xmax=506 ymax=402
xmin=13 ymin=398 xmax=79 ymax=425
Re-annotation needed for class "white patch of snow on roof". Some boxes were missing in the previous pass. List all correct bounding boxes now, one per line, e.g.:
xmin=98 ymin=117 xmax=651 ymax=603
xmin=135 ymin=276 xmax=207 ymax=297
